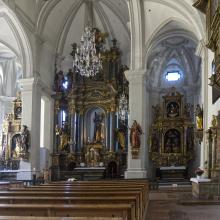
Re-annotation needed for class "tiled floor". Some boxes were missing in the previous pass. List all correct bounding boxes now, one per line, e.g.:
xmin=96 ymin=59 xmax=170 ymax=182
xmin=147 ymin=186 xmax=220 ymax=220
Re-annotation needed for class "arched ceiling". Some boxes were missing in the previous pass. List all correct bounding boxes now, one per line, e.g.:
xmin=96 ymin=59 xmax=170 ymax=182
xmin=0 ymin=42 xmax=16 ymax=59
xmin=37 ymin=0 xmax=130 ymax=67
xmin=147 ymin=21 xmax=201 ymax=91
xmin=0 ymin=16 xmax=20 ymax=59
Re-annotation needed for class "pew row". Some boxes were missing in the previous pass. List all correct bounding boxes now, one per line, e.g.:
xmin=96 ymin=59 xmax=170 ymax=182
xmin=0 ymin=203 xmax=135 ymax=220
xmin=0 ymin=217 xmax=123 ymax=220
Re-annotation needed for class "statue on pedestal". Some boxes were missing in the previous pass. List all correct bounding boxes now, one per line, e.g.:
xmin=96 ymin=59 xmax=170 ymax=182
xmin=130 ymin=120 xmax=143 ymax=148
xmin=129 ymin=120 xmax=143 ymax=159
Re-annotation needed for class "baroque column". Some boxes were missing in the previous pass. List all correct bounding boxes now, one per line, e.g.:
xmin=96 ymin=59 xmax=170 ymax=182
xmin=124 ymin=69 xmax=149 ymax=179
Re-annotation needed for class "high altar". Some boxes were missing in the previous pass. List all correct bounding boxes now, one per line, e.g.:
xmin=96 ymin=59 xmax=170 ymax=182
xmin=51 ymin=32 xmax=128 ymax=180
xmin=149 ymin=88 xmax=194 ymax=179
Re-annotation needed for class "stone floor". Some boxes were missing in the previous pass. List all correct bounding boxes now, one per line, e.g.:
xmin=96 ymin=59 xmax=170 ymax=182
xmin=146 ymin=186 xmax=220 ymax=220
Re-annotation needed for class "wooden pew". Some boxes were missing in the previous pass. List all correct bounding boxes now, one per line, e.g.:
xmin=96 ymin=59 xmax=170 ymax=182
xmin=8 ymin=181 xmax=148 ymax=219
xmin=0 ymin=203 xmax=135 ymax=220
xmin=0 ymin=195 xmax=138 ymax=219
xmin=0 ymin=217 xmax=123 ymax=220
xmin=0 ymin=180 xmax=149 ymax=220
xmin=44 ymin=180 xmax=149 ymax=208
xmin=10 ymin=181 xmax=148 ymax=218
xmin=0 ymin=192 xmax=140 ymax=220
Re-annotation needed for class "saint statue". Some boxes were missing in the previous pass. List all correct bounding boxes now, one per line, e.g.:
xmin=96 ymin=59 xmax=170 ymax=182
xmin=13 ymin=136 xmax=22 ymax=158
xmin=195 ymin=104 xmax=203 ymax=130
xmin=93 ymin=112 xmax=104 ymax=143
xmin=21 ymin=125 xmax=30 ymax=152
xmin=130 ymin=120 xmax=143 ymax=148
xmin=85 ymin=147 xmax=99 ymax=167
xmin=58 ymin=125 xmax=70 ymax=151
xmin=116 ymin=124 xmax=127 ymax=151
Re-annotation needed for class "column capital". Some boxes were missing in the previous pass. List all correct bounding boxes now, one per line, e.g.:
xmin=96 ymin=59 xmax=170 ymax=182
xmin=19 ymin=78 xmax=35 ymax=92
xmin=124 ymin=69 xmax=147 ymax=83
xmin=19 ymin=77 xmax=54 ymax=96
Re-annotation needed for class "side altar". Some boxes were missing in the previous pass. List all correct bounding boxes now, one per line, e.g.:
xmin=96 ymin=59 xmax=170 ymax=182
xmin=149 ymin=88 xmax=194 ymax=179
xmin=51 ymin=31 xmax=128 ymax=180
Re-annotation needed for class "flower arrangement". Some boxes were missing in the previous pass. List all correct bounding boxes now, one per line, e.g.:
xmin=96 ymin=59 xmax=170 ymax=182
xmin=195 ymin=167 xmax=204 ymax=176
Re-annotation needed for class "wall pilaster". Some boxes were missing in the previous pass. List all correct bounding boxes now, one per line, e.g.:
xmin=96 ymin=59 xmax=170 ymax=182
xmin=19 ymin=77 xmax=41 ymax=171
xmin=124 ymin=69 xmax=149 ymax=179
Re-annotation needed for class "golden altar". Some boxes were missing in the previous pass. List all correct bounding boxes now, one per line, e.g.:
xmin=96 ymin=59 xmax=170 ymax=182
xmin=149 ymin=88 xmax=194 ymax=177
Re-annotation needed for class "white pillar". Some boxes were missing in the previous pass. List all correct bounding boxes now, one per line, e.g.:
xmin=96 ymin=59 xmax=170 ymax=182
xmin=19 ymin=77 xmax=41 ymax=171
xmin=124 ymin=70 xmax=149 ymax=179
xmin=196 ymin=40 xmax=209 ymax=168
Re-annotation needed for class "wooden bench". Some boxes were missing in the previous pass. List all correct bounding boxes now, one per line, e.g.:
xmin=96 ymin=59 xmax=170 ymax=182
xmin=0 ymin=217 xmax=123 ymax=220
xmin=0 ymin=195 xmax=139 ymax=219
xmin=0 ymin=203 xmax=135 ymax=220
xmin=10 ymin=181 xmax=148 ymax=218
xmin=0 ymin=180 xmax=149 ymax=220
xmin=8 ymin=181 xmax=148 ymax=219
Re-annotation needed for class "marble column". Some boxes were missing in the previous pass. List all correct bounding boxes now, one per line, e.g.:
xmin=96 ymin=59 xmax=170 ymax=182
xmin=124 ymin=69 xmax=149 ymax=179
xmin=19 ymin=77 xmax=41 ymax=171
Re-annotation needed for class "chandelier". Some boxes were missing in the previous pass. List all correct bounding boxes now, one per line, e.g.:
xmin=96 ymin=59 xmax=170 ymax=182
xmin=73 ymin=25 xmax=102 ymax=77
xmin=118 ymin=93 xmax=128 ymax=122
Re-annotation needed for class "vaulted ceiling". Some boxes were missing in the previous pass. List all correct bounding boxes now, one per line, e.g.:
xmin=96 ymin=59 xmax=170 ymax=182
xmin=37 ymin=0 xmax=130 ymax=66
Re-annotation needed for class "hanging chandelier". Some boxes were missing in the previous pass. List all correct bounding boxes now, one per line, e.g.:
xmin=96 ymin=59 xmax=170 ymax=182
xmin=73 ymin=25 xmax=102 ymax=77
xmin=118 ymin=93 xmax=128 ymax=122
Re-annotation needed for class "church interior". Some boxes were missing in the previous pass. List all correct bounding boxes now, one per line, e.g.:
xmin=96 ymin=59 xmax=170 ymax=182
xmin=0 ymin=0 xmax=219 ymax=219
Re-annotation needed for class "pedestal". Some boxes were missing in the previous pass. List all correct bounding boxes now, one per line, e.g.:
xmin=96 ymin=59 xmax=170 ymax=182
xmin=125 ymin=168 xmax=147 ymax=179
xmin=17 ymin=160 xmax=32 ymax=180
xmin=190 ymin=177 xmax=215 ymax=199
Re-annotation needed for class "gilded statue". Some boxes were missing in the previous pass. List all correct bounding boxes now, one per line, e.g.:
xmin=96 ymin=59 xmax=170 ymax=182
xmin=130 ymin=120 xmax=143 ymax=148
xmin=12 ymin=136 xmax=22 ymax=158
xmin=93 ymin=112 xmax=105 ymax=143
xmin=115 ymin=128 xmax=126 ymax=151
xmin=56 ymin=125 xmax=70 ymax=151
xmin=60 ymin=129 xmax=70 ymax=151
xmin=195 ymin=104 xmax=203 ymax=130
xmin=85 ymin=147 xmax=99 ymax=167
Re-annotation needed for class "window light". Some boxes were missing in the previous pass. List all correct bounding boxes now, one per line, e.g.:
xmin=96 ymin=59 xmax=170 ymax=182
xmin=165 ymin=71 xmax=181 ymax=81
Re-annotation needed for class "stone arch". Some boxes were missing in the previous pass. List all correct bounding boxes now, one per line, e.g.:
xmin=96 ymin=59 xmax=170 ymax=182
xmin=0 ymin=2 xmax=33 ymax=78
